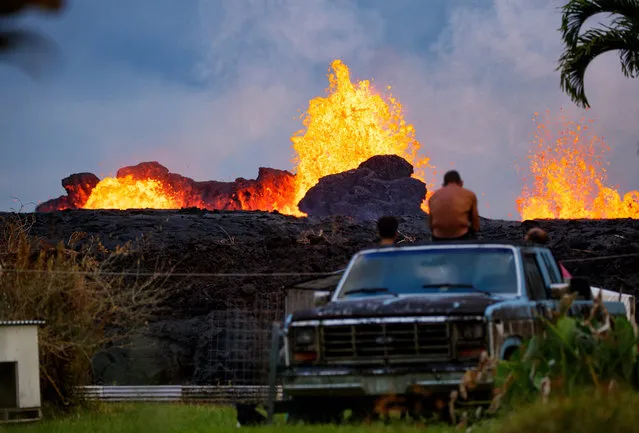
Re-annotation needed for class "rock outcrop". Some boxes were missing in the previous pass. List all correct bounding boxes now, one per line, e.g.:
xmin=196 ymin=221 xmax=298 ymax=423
xmin=298 ymin=155 xmax=427 ymax=220
xmin=35 ymin=173 xmax=100 ymax=212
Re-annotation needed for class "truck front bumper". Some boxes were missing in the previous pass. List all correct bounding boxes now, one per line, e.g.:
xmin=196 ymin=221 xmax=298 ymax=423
xmin=280 ymin=364 xmax=493 ymax=397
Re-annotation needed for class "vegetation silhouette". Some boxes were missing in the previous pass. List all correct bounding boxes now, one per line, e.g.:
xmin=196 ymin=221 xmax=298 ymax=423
xmin=0 ymin=0 xmax=66 ymax=77
xmin=557 ymin=0 xmax=639 ymax=108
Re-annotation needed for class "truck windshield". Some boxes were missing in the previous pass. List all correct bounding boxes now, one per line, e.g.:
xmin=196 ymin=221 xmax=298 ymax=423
xmin=337 ymin=247 xmax=518 ymax=298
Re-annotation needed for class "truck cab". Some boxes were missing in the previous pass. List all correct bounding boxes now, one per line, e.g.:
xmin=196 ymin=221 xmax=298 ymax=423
xmin=271 ymin=241 xmax=628 ymax=423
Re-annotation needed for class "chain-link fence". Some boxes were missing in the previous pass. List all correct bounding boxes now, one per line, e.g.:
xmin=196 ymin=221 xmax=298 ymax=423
xmin=197 ymin=287 xmax=317 ymax=404
xmin=86 ymin=274 xmax=335 ymax=404
xmin=205 ymin=292 xmax=281 ymax=402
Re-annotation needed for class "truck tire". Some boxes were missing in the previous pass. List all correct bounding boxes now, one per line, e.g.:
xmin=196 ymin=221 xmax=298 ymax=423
xmin=286 ymin=397 xmax=343 ymax=424
xmin=503 ymin=346 xmax=519 ymax=361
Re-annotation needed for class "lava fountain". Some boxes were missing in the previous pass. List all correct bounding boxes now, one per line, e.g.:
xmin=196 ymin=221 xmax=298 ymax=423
xmin=516 ymin=110 xmax=639 ymax=220
xmin=281 ymin=59 xmax=435 ymax=215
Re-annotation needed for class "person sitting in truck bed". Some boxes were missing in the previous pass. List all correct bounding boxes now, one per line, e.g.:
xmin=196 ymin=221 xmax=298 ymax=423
xmin=524 ymin=227 xmax=572 ymax=279
xmin=428 ymin=170 xmax=480 ymax=241
xmin=377 ymin=215 xmax=399 ymax=246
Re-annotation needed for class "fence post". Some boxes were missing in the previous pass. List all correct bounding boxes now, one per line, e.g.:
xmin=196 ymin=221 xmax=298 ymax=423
xmin=266 ymin=321 xmax=280 ymax=424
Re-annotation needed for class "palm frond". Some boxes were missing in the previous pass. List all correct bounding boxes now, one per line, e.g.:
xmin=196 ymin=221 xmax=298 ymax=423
xmin=619 ymin=43 xmax=639 ymax=76
xmin=560 ymin=0 xmax=639 ymax=48
xmin=612 ymin=15 xmax=639 ymax=76
xmin=558 ymin=24 xmax=639 ymax=108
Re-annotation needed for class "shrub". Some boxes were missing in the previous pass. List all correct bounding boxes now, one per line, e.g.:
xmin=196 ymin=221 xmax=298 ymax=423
xmin=0 ymin=213 xmax=170 ymax=408
xmin=492 ymin=292 xmax=639 ymax=411
xmin=446 ymin=293 xmax=639 ymax=431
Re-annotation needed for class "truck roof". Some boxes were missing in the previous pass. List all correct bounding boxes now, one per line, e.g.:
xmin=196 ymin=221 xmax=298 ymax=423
xmin=359 ymin=239 xmax=546 ymax=254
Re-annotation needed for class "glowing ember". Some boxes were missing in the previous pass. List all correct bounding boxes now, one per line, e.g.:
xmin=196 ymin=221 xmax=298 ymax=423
xmin=83 ymin=176 xmax=183 ymax=210
xmin=281 ymin=59 xmax=435 ymax=215
xmin=516 ymin=110 xmax=639 ymax=220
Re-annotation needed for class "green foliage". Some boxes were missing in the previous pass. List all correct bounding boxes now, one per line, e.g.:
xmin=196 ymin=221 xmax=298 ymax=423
xmin=557 ymin=0 xmax=639 ymax=108
xmin=494 ymin=294 xmax=639 ymax=410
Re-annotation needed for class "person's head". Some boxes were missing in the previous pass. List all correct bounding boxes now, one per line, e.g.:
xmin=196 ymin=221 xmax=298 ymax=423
xmin=377 ymin=216 xmax=399 ymax=244
xmin=525 ymin=227 xmax=548 ymax=245
xmin=443 ymin=170 xmax=463 ymax=187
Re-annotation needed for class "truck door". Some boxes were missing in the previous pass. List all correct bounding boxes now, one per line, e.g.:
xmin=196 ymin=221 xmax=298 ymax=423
xmin=521 ymin=252 xmax=555 ymax=320
xmin=536 ymin=249 xmax=591 ymax=318
xmin=522 ymin=252 xmax=550 ymax=301
xmin=537 ymin=249 xmax=563 ymax=286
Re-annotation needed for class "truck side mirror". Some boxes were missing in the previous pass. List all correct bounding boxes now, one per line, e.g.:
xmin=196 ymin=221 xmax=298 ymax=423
xmin=569 ymin=276 xmax=592 ymax=300
xmin=313 ymin=291 xmax=331 ymax=307
xmin=550 ymin=278 xmax=592 ymax=300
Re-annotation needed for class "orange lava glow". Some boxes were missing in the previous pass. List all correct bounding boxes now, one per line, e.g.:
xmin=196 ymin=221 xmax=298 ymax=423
xmin=281 ymin=59 xmax=435 ymax=215
xmin=83 ymin=176 xmax=182 ymax=210
xmin=516 ymin=110 xmax=639 ymax=220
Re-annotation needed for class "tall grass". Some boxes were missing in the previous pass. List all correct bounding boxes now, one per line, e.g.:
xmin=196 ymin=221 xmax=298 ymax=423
xmin=0 ymin=213 xmax=170 ymax=408
xmin=483 ymin=389 xmax=639 ymax=433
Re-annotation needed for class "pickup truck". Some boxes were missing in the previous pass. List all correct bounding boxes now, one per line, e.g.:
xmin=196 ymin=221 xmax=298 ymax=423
xmin=264 ymin=240 xmax=630 ymax=424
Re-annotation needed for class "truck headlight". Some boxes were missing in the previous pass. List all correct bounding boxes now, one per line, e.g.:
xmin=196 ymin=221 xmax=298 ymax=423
xmin=289 ymin=326 xmax=318 ymax=364
xmin=459 ymin=323 xmax=484 ymax=340
xmin=294 ymin=328 xmax=315 ymax=345
xmin=455 ymin=322 xmax=486 ymax=359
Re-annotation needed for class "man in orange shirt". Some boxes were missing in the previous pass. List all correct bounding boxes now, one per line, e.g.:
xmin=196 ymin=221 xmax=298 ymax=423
xmin=428 ymin=170 xmax=480 ymax=241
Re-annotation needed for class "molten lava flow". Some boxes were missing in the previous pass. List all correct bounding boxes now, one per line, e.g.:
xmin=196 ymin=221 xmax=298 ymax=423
xmin=281 ymin=59 xmax=435 ymax=215
xmin=516 ymin=110 xmax=639 ymax=220
xmin=83 ymin=175 xmax=183 ymax=210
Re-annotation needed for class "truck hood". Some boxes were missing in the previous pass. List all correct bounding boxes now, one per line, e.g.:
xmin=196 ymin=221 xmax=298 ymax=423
xmin=290 ymin=293 xmax=503 ymax=321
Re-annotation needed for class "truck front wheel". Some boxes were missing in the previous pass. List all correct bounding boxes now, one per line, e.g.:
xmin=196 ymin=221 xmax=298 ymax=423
xmin=503 ymin=346 xmax=519 ymax=361
xmin=286 ymin=397 xmax=343 ymax=424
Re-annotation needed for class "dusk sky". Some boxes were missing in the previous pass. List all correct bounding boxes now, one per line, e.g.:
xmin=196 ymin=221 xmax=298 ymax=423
xmin=1 ymin=0 xmax=637 ymax=219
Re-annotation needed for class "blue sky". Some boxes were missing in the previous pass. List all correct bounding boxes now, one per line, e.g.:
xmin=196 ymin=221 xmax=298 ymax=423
xmin=1 ymin=0 xmax=637 ymax=219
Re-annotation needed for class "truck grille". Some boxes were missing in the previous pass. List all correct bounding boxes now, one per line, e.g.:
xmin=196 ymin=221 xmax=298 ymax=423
xmin=321 ymin=322 xmax=450 ymax=362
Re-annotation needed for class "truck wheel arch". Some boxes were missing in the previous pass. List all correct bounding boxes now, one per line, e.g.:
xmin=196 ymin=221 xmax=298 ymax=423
xmin=500 ymin=336 xmax=523 ymax=360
